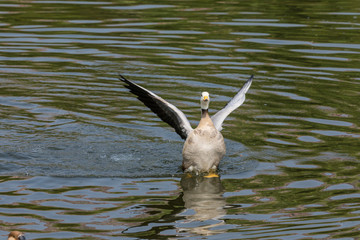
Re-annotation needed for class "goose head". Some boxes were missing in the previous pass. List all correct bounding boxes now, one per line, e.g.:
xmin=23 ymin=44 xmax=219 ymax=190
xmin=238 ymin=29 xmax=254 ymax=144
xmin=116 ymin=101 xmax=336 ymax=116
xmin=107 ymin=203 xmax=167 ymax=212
xmin=8 ymin=231 xmax=25 ymax=240
xmin=200 ymin=92 xmax=210 ymax=110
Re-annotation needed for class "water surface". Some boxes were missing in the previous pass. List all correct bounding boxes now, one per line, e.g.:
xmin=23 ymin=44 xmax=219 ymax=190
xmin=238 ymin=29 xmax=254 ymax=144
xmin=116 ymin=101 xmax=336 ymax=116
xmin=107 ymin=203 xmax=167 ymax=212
xmin=0 ymin=0 xmax=359 ymax=239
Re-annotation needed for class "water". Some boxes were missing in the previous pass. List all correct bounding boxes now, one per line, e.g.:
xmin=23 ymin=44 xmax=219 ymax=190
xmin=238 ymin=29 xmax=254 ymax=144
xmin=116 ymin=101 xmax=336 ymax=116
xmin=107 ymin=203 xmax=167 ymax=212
xmin=0 ymin=0 xmax=359 ymax=239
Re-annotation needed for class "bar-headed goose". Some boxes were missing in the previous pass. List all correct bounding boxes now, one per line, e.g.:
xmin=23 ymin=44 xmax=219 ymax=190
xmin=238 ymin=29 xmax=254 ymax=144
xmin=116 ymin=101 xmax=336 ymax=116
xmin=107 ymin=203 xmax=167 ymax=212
xmin=8 ymin=231 xmax=26 ymax=240
xmin=120 ymin=75 xmax=253 ymax=173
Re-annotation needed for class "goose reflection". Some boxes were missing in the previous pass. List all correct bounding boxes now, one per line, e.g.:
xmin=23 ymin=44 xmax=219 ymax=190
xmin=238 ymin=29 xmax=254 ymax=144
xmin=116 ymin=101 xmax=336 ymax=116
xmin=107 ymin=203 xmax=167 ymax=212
xmin=178 ymin=174 xmax=226 ymax=236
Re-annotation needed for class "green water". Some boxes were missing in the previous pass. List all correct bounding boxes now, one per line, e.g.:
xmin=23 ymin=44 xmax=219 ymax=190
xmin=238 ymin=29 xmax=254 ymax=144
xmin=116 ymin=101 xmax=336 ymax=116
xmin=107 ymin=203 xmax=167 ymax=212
xmin=0 ymin=0 xmax=359 ymax=239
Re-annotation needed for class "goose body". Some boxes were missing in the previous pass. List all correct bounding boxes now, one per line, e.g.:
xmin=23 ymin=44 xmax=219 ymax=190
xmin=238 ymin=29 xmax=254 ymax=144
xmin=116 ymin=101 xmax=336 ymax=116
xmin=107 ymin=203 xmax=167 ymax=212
xmin=120 ymin=75 xmax=253 ymax=173
xmin=182 ymin=109 xmax=225 ymax=172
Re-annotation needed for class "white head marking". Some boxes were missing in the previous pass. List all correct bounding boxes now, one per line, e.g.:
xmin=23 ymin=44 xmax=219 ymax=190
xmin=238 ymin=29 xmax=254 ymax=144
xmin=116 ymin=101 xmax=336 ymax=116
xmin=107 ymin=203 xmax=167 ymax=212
xmin=200 ymin=92 xmax=210 ymax=110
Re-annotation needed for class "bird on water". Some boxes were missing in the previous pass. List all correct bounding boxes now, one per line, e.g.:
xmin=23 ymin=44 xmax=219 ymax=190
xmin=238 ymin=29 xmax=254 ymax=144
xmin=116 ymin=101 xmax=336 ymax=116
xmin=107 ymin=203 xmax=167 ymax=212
xmin=119 ymin=74 xmax=253 ymax=175
xmin=8 ymin=231 xmax=25 ymax=240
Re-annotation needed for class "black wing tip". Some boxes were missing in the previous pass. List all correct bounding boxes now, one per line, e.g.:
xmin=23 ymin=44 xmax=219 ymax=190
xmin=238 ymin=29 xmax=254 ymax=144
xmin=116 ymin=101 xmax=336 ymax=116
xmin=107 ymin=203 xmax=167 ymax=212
xmin=119 ymin=74 xmax=139 ymax=91
xmin=248 ymin=74 xmax=254 ymax=82
xmin=244 ymin=74 xmax=254 ymax=87
xmin=118 ymin=73 xmax=130 ymax=83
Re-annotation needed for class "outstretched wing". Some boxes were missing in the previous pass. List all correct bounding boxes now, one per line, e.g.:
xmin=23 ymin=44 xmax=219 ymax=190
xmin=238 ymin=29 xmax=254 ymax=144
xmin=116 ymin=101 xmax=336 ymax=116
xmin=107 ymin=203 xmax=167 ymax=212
xmin=119 ymin=75 xmax=193 ymax=139
xmin=211 ymin=75 xmax=253 ymax=131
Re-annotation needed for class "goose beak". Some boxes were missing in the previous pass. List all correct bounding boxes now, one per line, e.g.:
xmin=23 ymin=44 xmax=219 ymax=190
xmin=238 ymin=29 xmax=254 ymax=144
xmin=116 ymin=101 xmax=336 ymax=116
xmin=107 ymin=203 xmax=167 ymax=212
xmin=203 ymin=96 xmax=209 ymax=101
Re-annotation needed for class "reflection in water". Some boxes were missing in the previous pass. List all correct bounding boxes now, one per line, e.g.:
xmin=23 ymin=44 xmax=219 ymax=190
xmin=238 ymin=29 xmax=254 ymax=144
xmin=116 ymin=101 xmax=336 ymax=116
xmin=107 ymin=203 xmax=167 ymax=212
xmin=178 ymin=174 xmax=226 ymax=236
xmin=1 ymin=173 xmax=360 ymax=239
